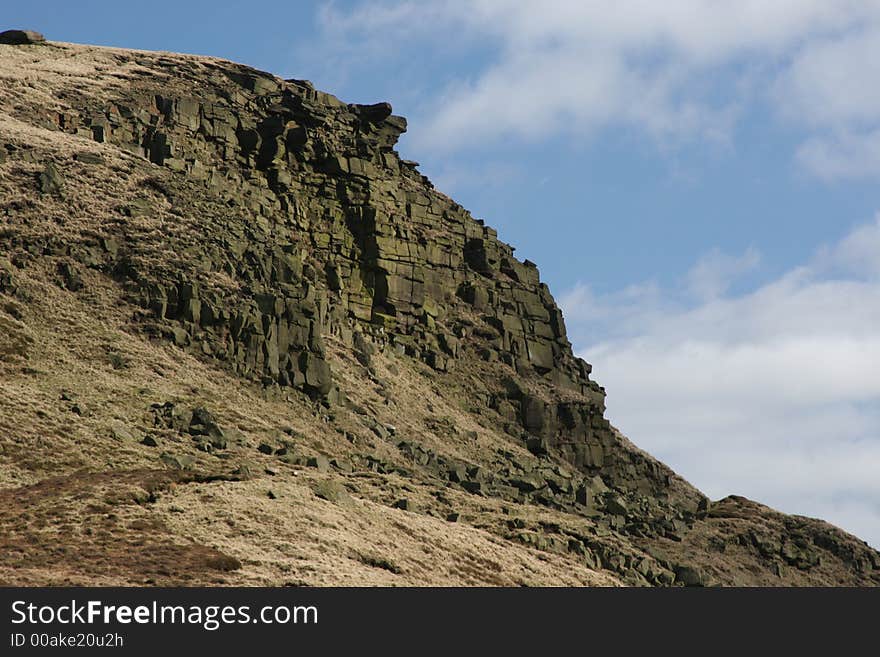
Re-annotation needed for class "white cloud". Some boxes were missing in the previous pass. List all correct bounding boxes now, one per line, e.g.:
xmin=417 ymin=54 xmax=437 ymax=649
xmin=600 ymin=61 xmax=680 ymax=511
xmin=796 ymin=129 xmax=880 ymax=180
xmin=775 ymin=25 xmax=880 ymax=127
xmin=685 ymin=246 xmax=760 ymax=301
xmin=310 ymin=0 xmax=880 ymax=177
xmin=561 ymin=217 xmax=880 ymax=546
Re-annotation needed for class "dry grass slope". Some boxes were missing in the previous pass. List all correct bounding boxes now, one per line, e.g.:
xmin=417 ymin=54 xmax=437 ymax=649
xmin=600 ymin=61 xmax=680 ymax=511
xmin=0 ymin=40 xmax=877 ymax=587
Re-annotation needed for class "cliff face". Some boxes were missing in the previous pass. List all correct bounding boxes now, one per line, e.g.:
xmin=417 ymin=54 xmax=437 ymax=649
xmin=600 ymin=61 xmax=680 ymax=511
xmin=0 ymin=38 xmax=877 ymax=586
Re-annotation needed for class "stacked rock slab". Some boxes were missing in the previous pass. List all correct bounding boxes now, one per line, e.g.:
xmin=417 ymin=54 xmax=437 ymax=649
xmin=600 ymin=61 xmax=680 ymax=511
xmin=2 ymin=50 xmax=689 ymax=508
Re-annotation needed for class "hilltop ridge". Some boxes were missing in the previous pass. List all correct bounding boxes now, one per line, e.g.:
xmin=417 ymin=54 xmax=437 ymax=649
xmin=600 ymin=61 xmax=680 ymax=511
xmin=0 ymin=37 xmax=877 ymax=586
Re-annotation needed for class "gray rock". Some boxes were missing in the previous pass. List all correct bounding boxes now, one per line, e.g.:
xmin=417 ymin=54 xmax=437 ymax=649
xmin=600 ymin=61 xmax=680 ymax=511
xmin=460 ymin=481 xmax=483 ymax=494
xmin=521 ymin=395 xmax=545 ymax=432
xmin=331 ymin=458 xmax=352 ymax=472
xmin=509 ymin=476 xmax=543 ymax=493
xmin=575 ymin=485 xmax=594 ymax=507
xmin=313 ymin=479 xmax=352 ymax=506
xmin=605 ymin=495 xmax=630 ymax=517
xmin=589 ymin=475 xmax=609 ymax=494
xmin=307 ymin=455 xmax=330 ymax=472
xmin=525 ymin=436 xmax=549 ymax=456
xmin=392 ymin=498 xmax=417 ymax=512
xmin=110 ymin=426 xmax=136 ymax=442
xmin=448 ymin=464 xmax=468 ymax=483
xmin=74 ymin=151 xmax=104 ymax=165
xmin=57 ymin=261 xmax=82 ymax=291
xmin=38 ymin=162 xmax=64 ymax=196
xmin=674 ymin=565 xmax=710 ymax=587
xmin=0 ymin=30 xmax=45 ymax=45
xmin=160 ymin=452 xmax=194 ymax=470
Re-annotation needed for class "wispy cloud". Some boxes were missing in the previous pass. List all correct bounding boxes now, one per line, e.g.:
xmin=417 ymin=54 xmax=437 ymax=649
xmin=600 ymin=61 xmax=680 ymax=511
xmin=685 ymin=246 xmax=761 ymax=301
xmin=307 ymin=1 xmax=880 ymax=178
xmin=561 ymin=216 xmax=880 ymax=546
xmin=305 ymin=2 xmax=880 ymax=545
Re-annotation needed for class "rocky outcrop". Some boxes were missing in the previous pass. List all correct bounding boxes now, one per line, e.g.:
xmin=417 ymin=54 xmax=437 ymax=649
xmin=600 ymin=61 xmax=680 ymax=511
xmin=1 ymin=42 xmax=876 ymax=586
xmin=26 ymin=63 xmax=586 ymax=385
xmin=9 ymin=50 xmax=629 ymax=488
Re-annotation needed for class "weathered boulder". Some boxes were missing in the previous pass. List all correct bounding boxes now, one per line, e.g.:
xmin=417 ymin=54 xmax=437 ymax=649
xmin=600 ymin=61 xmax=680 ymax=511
xmin=160 ymin=452 xmax=194 ymax=470
xmin=521 ymin=395 xmax=546 ymax=432
xmin=313 ymin=479 xmax=352 ymax=506
xmin=674 ymin=565 xmax=711 ymax=587
xmin=604 ymin=495 xmax=630 ymax=517
xmin=307 ymin=455 xmax=331 ymax=472
xmin=392 ymin=498 xmax=418 ymax=512
xmin=38 ymin=162 xmax=64 ymax=196
xmin=0 ymin=30 xmax=45 ymax=45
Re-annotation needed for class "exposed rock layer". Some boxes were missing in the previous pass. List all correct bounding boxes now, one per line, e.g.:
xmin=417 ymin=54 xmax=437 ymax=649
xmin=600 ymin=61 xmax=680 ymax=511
xmin=0 ymin=38 xmax=877 ymax=586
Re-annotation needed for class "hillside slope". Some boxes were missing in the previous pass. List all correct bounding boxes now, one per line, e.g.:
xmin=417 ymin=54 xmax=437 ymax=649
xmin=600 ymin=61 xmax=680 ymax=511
xmin=0 ymin=38 xmax=877 ymax=586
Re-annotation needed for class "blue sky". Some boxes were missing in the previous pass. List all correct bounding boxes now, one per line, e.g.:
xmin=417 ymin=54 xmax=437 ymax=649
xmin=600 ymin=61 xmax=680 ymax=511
xmin=6 ymin=1 xmax=880 ymax=547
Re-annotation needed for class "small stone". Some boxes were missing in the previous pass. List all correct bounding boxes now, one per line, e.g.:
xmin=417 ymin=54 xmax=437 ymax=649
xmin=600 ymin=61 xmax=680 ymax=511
xmin=57 ymin=261 xmax=82 ymax=291
xmin=208 ymin=429 xmax=228 ymax=451
xmin=575 ymin=485 xmax=594 ymax=507
xmin=509 ymin=476 xmax=543 ymax=493
xmin=392 ymin=498 xmax=417 ymax=512
xmin=171 ymin=326 xmax=189 ymax=346
xmin=674 ymin=565 xmax=710 ymax=587
xmin=70 ymin=402 xmax=90 ymax=416
xmin=605 ymin=495 xmax=629 ymax=517
xmin=331 ymin=458 xmax=352 ymax=472
xmin=313 ymin=479 xmax=352 ymax=506
xmin=656 ymin=569 xmax=676 ymax=586
xmin=368 ymin=421 xmax=388 ymax=440
xmin=446 ymin=464 xmax=466 ymax=483
xmin=279 ymin=453 xmax=307 ymax=466
xmin=589 ymin=475 xmax=610 ymax=494
xmin=160 ymin=452 xmax=194 ymax=470
xmin=74 ymin=151 xmax=104 ymax=165
xmin=190 ymin=407 xmax=216 ymax=428
xmin=461 ymin=481 xmax=483 ymax=495
xmin=38 ymin=162 xmax=64 ymax=196
xmin=141 ymin=436 xmax=159 ymax=447
xmin=525 ymin=436 xmax=548 ymax=456
xmin=110 ymin=426 xmax=135 ymax=442
xmin=307 ymin=455 xmax=330 ymax=472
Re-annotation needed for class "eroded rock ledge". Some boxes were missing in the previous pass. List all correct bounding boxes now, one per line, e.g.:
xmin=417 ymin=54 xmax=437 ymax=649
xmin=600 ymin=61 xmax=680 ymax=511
xmin=1 ymin=41 xmax=877 ymax=586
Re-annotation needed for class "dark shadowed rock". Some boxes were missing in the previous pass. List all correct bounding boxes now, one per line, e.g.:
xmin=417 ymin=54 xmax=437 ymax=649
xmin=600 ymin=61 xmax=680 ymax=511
xmin=0 ymin=30 xmax=45 ymax=45
xmin=674 ymin=565 xmax=711 ymax=587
